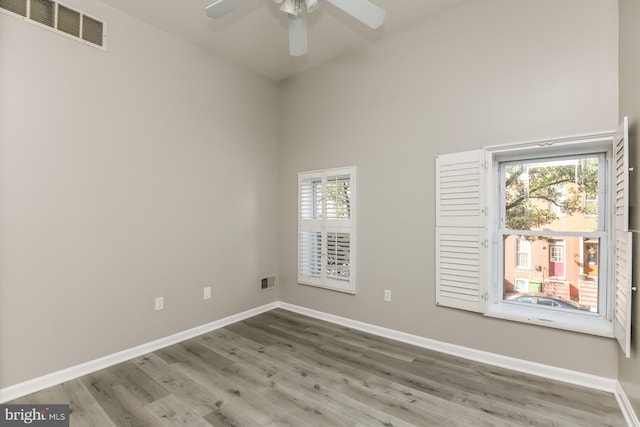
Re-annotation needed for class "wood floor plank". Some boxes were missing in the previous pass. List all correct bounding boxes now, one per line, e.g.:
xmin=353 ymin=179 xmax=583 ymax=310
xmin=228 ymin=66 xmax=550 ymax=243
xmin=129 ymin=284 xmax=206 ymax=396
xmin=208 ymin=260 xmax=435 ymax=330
xmin=144 ymin=394 xmax=212 ymax=427
xmin=8 ymin=308 xmax=627 ymax=427
xmin=81 ymin=362 xmax=169 ymax=427
xmin=133 ymin=353 xmax=223 ymax=417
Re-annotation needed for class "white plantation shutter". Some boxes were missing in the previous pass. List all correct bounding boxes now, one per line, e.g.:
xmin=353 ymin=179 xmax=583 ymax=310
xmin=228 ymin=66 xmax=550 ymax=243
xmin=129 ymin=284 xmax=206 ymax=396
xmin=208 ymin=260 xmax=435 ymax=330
xmin=615 ymin=230 xmax=633 ymax=358
xmin=613 ymin=117 xmax=633 ymax=358
xmin=326 ymin=232 xmax=351 ymax=281
xmin=436 ymin=150 xmax=486 ymax=228
xmin=614 ymin=117 xmax=630 ymax=232
xmin=298 ymin=167 xmax=356 ymax=293
xmin=436 ymin=228 xmax=486 ymax=312
xmin=299 ymin=231 xmax=322 ymax=278
xmin=435 ymin=150 xmax=487 ymax=313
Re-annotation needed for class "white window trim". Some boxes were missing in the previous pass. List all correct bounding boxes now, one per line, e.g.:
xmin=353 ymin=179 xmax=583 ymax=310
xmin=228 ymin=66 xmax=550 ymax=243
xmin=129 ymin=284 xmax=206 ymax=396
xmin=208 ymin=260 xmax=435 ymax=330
xmin=435 ymin=124 xmax=632 ymax=351
xmin=298 ymin=166 xmax=356 ymax=294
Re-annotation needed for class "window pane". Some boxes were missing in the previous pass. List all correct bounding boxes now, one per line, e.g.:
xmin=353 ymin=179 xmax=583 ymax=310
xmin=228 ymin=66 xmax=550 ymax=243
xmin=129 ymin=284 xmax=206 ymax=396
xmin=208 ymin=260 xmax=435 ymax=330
xmin=504 ymin=157 xmax=599 ymax=232
xmin=326 ymin=174 xmax=351 ymax=219
xmin=503 ymin=234 xmax=598 ymax=312
xmin=326 ymin=232 xmax=350 ymax=281
xmin=515 ymin=236 xmax=531 ymax=268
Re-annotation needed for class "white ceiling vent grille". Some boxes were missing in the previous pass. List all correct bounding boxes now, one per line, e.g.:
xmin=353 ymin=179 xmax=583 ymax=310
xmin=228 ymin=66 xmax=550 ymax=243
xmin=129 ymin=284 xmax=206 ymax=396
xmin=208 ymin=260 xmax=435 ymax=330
xmin=0 ymin=0 xmax=107 ymax=49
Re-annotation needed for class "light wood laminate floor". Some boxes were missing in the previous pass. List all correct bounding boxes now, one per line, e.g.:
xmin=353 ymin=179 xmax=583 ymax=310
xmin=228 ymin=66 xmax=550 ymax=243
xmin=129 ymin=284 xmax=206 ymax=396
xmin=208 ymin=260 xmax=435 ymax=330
xmin=10 ymin=309 xmax=626 ymax=426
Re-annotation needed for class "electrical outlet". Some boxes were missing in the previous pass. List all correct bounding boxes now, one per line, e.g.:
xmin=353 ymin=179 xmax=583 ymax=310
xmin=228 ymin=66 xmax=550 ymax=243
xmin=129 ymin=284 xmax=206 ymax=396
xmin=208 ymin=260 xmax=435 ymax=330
xmin=384 ymin=290 xmax=391 ymax=302
xmin=204 ymin=286 xmax=212 ymax=300
xmin=155 ymin=296 xmax=164 ymax=310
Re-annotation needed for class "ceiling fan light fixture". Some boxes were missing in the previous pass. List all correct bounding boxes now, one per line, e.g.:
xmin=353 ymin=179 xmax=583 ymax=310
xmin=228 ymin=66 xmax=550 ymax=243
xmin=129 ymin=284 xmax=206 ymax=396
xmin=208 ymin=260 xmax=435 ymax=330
xmin=205 ymin=0 xmax=386 ymax=57
xmin=279 ymin=0 xmax=302 ymax=16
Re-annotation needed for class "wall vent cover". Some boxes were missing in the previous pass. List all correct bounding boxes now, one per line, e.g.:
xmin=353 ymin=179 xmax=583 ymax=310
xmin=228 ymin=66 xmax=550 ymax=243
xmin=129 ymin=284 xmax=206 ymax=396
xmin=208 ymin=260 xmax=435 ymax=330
xmin=260 ymin=276 xmax=276 ymax=291
xmin=0 ymin=0 xmax=107 ymax=49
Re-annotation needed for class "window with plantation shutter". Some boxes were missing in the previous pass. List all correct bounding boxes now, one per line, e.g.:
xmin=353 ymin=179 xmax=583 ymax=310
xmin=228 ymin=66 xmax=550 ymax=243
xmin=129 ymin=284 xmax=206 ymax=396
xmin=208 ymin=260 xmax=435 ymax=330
xmin=435 ymin=150 xmax=487 ymax=313
xmin=438 ymin=129 xmax=633 ymax=340
xmin=298 ymin=167 xmax=356 ymax=293
xmin=613 ymin=117 xmax=633 ymax=358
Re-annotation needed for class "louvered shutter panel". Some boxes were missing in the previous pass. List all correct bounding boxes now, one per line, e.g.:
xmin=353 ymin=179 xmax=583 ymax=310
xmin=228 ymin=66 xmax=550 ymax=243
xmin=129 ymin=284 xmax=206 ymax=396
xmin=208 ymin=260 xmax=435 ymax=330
xmin=613 ymin=117 xmax=633 ymax=358
xmin=324 ymin=169 xmax=355 ymax=292
xmin=435 ymin=150 xmax=487 ymax=313
xmin=326 ymin=232 xmax=351 ymax=281
xmin=436 ymin=227 xmax=486 ymax=312
xmin=299 ymin=172 xmax=323 ymax=287
xmin=614 ymin=117 xmax=630 ymax=232
xmin=615 ymin=230 xmax=633 ymax=358
xmin=436 ymin=150 xmax=486 ymax=228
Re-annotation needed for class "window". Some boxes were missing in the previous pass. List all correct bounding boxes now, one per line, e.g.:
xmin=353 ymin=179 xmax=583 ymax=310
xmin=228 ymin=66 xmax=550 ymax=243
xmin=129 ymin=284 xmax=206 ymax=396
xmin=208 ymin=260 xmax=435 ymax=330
xmin=515 ymin=236 xmax=531 ymax=268
xmin=298 ymin=167 xmax=356 ymax=293
xmin=435 ymin=119 xmax=632 ymax=356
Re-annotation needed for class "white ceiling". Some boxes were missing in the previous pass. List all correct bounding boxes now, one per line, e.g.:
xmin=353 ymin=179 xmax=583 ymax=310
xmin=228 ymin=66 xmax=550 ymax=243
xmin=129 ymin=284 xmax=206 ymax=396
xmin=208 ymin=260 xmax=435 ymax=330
xmin=98 ymin=0 xmax=469 ymax=81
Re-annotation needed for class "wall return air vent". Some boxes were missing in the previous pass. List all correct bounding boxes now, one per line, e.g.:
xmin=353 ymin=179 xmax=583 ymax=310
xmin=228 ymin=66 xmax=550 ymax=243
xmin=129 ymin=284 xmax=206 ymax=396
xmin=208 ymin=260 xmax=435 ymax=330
xmin=260 ymin=276 xmax=276 ymax=292
xmin=0 ymin=0 xmax=106 ymax=49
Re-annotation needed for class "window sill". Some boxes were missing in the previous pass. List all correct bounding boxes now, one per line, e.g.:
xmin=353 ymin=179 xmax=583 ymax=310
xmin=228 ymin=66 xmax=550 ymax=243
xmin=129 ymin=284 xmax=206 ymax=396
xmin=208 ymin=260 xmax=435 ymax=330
xmin=485 ymin=303 xmax=614 ymax=338
xmin=298 ymin=279 xmax=356 ymax=295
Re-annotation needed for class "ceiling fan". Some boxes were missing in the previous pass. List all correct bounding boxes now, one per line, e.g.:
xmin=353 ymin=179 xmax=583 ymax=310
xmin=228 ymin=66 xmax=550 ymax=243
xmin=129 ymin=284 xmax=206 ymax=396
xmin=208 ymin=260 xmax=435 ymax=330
xmin=205 ymin=0 xmax=386 ymax=57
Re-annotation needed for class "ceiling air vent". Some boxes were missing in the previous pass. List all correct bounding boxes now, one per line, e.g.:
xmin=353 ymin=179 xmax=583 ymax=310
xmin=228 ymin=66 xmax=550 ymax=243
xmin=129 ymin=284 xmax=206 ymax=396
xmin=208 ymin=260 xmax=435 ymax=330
xmin=0 ymin=0 xmax=107 ymax=49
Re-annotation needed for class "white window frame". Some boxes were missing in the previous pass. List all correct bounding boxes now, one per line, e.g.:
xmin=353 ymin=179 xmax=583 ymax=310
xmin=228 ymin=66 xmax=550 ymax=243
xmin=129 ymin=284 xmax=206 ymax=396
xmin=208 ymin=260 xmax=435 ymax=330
xmin=435 ymin=121 xmax=632 ymax=355
xmin=298 ymin=167 xmax=356 ymax=294
xmin=489 ymin=148 xmax=610 ymax=336
xmin=549 ymin=243 xmax=564 ymax=264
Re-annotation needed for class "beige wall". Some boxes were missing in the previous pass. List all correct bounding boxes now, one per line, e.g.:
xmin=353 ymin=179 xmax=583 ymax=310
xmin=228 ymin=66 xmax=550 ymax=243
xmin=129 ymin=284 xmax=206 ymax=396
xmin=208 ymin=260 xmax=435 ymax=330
xmin=278 ymin=0 xmax=620 ymax=378
xmin=618 ymin=0 xmax=640 ymax=414
xmin=0 ymin=0 xmax=279 ymax=387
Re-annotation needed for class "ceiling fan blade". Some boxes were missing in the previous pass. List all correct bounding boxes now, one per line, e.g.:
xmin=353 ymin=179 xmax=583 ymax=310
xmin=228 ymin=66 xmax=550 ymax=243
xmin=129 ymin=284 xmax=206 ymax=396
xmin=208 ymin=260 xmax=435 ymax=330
xmin=288 ymin=7 xmax=307 ymax=56
xmin=205 ymin=0 xmax=252 ymax=19
xmin=325 ymin=0 xmax=385 ymax=29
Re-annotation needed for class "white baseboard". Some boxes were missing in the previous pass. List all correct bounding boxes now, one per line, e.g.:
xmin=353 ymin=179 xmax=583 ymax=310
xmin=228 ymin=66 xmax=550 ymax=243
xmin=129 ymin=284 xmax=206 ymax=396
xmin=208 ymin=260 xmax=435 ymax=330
xmin=616 ymin=382 xmax=640 ymax=427
xmin=0 ymin=302 xmax=277 ymax=403
xmin=277 ymin=302 xmax=618 ymax=393
xmin=2 ymin=299 xmax=635 ymax=426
